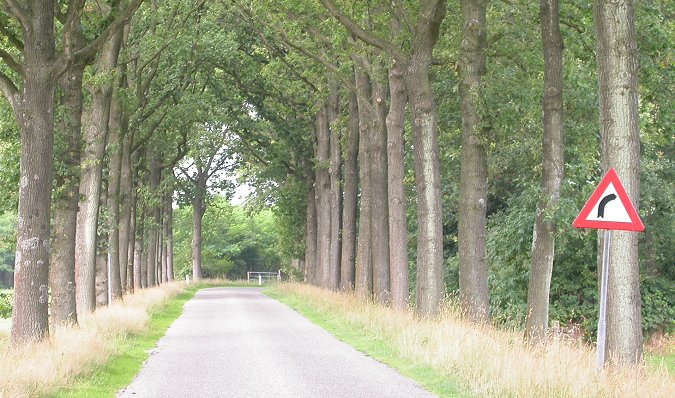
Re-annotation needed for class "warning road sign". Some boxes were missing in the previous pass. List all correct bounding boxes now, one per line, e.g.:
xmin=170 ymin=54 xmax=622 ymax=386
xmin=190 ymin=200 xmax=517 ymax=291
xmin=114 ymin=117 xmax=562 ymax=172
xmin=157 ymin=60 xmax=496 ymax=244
xmin=572 ymin=168 xmax=645 ymax=231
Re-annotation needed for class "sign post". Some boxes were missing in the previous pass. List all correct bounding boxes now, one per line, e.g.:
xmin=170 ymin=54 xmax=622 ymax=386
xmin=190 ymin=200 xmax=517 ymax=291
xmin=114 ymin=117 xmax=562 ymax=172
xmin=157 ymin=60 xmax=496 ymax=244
xmin=572 ymin=168 xmax=644 ymax=373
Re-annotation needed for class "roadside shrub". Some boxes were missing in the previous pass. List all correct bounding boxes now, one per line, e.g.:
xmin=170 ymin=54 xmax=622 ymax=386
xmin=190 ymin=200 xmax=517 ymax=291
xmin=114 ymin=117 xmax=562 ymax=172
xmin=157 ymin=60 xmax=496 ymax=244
xmin=0 ymin=291 xmax=11 ymax=318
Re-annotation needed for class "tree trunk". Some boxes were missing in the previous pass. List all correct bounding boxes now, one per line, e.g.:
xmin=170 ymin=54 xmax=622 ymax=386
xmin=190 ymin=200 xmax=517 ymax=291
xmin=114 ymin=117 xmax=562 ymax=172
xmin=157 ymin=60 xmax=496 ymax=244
xmin=133 ymin=204 xmax=144 ymax=291
xmin=304 ymin=163 xmax=318 ymax=284
xmin=95 ymin=254 xmax=108 ymax=307
xmin=457 ymin=0 xmax=490 ymax=323
xmin=327 ymin=87 xmax=342 ymax=291
xmin=315 ymin=107 xmax=331 ymax=288
xmin=386 ymin=59 xmax=410 ymax=310
xmin=164 ymin=191 xmax=174 ymax=282
xmin=594 ymin=0 xmax=643 ymax=364
xmin=75 ymin=30 xmax=123 ymax=315
xmin=370 ymin=64 xmax=391 ymax=304
xmin=145 ymin=155 xmax=161 ymax=287
xmin=51 ymin=60 xmax=85 ymax=326
xmin=119 ymin=132 xmax=133 ymax=292
xmin=525 ymin=0 xmax=565 ymax=342
xmin=353 ymin=56 xmax=374 ymax=298
xmin=403 ymin=67 xmax=444 ymax=317
xmin=192 ymin=174 xmax=206 ymax=281
xmin=158 ymin=205 xmax=165 ymax=283
xmin=106 ymin=74 xmax=126 ymax=301
xmin=10 ymin=0 xmax=58 ymax=344
xmin=340 ymin=89 xmax=360 ymax=291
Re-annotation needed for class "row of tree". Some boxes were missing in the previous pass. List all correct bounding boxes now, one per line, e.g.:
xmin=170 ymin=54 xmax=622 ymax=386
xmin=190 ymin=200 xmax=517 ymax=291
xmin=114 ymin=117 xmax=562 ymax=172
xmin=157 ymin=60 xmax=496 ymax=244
xmin=0 ymin=0 xmax=245 ymax=344
xmin=1 ymin=0 xmax=671 ymax=370
xmin=234 ymin=0 xmax=649 ymax=365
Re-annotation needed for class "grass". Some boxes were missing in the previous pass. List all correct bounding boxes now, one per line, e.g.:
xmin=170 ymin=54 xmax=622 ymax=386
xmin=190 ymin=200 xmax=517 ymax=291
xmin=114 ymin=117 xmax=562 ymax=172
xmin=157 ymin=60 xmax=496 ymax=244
xmin=266 ymin=286 xmax=469 ymax=397
xmin=267 ymin=283 xmax=675 ymax=398
xmin=47 ymin=288 xmax=197 ymax=398
xmin=0 ymin=283 xmax=188 ymax=398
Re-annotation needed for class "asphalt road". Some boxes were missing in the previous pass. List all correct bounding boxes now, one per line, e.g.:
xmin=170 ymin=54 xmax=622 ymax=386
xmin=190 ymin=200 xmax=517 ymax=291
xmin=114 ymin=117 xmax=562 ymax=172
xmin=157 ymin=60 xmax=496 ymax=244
xmin=118 ymin=287 xmax=437 ymax=398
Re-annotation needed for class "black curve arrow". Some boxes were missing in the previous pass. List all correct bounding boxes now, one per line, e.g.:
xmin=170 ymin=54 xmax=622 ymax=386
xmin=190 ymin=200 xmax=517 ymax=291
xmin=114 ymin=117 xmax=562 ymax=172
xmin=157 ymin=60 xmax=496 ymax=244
xmin=597 ymin=193 xmax=617 ymax=218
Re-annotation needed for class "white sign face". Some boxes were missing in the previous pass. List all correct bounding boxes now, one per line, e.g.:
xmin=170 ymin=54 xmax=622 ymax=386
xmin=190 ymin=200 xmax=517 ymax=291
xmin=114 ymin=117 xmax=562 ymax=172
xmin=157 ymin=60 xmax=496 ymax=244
xmin=583 ymin=182 xmax=632 ymax=223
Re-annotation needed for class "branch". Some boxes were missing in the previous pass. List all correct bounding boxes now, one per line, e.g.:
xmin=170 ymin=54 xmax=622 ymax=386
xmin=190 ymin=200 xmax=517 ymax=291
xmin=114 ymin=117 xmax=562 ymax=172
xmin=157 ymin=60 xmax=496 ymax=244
xmin=1 ymin=0 xmax=29 ymax=29
xmin=131 ymin=110 xmax=169 ymax=153
xmin=0 ymin=70 xmax=19 ymax=111
xmin=73 ymin=0 xmax=145 ymax=62
xmin=0 ymin=23 xmax=23 ymax=51
xmin=233 ymin=4 xmax=318 ymax=92
xmin=319 ymin=0 xmax=404 ymax=61
xmin=388 ymin=1 xmax=414 ymax=38
xmin=160 ymin=128 xmax=189 ymax=169
xmin=0 ymin=48 xmax=22 ymax=76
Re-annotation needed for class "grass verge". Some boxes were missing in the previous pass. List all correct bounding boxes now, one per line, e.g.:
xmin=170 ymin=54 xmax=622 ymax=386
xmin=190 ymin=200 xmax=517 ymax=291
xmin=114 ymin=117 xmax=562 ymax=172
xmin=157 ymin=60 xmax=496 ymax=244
xmin=265 ymin=286 xmax=469 ymax=398
xmin=267 ymin=283 xmax=674 ymax=398
xmin=47 ymin=281 xmax=253 ymax=398
xmin=47 ymin=288 xmax=196 ymax=398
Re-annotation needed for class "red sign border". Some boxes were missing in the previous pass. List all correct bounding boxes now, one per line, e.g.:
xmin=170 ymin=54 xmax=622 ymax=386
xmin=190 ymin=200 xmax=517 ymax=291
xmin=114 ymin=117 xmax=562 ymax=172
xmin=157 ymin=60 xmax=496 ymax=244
xmin=572 ymin=168 xmax=645 ymax=232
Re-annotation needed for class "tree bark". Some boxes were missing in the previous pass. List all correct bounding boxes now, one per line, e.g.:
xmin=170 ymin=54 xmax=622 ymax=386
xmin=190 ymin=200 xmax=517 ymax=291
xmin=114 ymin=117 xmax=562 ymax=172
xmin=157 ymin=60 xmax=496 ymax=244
xmin=458 ymin=0 xmax=490 ymax=323
xmin=191 ymin=173 xmax=206 ymax=281
xmin=106 ymin=73 xmax=127 ymax=301
xmin=594 ymin=0 xmax=643 ymax=364
xmin=387 ymin=59 xmax=410 ymax=310
xmin=9 ymin=0 xmax=58 ymax=344
xmin=401 ymin=1 xmax=447 ymax=317
xmin=340 ymin=89 xmax=360 ymax=291
xmin=370 ymin=64 xmax=391 ymax=304
xmin=50 ymin=60 xmax=85 ymax=326
xmin=119 ymin=131 xmax=133 ymax=292
xmin=75 ymin=29 xmax=123 ymax=316
xmin=315 ymin=107 xmax=331 ymax=288
xmin=146 ymin=154 xmax=161 ymax=286
xmin=164 ymin=191 xmax=174 ymax=281
xmin=304 ymin=162 xmax=318 ymax=284
xmin=353 ymin=56 xmax=374 ymax=298
xmin=327 ymin=87 xmax=342 ymax=291
xmin=133 ymin=203 xmax=144 ymax=291
xmin=525 ymin=0 xmax=565 ymax=342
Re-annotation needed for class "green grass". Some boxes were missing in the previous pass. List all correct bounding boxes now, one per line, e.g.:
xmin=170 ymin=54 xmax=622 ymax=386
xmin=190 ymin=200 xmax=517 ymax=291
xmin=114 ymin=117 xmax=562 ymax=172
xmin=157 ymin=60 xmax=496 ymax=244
xmin=48 ymin=281 xmax=265 ymax=398
xmin=265 ymin=287 xmax=470 ymax=398
xmin=646 ymin=352 xmax=675 ymax=374
xmin=46 ymin=282 xmax=234 ymax=398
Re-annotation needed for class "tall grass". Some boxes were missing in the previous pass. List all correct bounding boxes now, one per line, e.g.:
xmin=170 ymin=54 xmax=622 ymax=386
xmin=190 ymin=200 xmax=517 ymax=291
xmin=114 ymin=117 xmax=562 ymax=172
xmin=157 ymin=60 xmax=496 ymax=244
xmin=274 ymin=283 xmax=674 ymax=398
xmin=0 ymin=283 xmax=184 ymax=398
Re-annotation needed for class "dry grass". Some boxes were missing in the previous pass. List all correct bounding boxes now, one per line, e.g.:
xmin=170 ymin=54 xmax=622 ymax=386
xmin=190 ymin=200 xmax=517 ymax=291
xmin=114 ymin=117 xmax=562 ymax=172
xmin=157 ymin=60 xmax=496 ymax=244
xmin=277 ymin=283 xmax=675 ymax=398
xmin=0 ymin=283 xmax=185 ymax=398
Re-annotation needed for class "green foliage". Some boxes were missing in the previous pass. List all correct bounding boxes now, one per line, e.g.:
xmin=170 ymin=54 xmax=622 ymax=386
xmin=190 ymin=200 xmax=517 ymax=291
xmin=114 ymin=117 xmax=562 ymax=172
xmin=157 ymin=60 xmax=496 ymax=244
xmin=641 ymin=277 xmax=675 ymax=335
xmin=173 ymin=196 xmax=281 ymax=280
xmin=0 ymin=291 xmax=11 ymax=318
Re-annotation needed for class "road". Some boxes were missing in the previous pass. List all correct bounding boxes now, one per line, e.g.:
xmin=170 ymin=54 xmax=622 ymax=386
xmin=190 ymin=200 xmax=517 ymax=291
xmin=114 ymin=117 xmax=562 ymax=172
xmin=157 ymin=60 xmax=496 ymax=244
xmin=118 ymin=287 xmax=437 ymax=398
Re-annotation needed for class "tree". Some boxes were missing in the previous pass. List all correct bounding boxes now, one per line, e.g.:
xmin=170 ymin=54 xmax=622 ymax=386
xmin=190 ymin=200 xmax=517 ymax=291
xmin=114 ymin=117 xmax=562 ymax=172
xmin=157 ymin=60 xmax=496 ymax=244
xmin=525 ymin=0 xmax=565 ymax=342
xmin=320 ymin=0 xmax=447 ymax=315
xmin=594 ymin=0 xmax=643 ymax=364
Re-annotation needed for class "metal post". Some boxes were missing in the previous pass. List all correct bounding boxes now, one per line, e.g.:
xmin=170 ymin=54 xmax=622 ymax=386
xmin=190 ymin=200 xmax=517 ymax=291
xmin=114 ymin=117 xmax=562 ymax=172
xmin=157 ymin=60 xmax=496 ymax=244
xmin=247 ymin=271 xmax=250 ymax=283
xmin=596 ymin=229 xmax=611 ymax=373
xmin=258 ymin=274 xmax=262 ymax=286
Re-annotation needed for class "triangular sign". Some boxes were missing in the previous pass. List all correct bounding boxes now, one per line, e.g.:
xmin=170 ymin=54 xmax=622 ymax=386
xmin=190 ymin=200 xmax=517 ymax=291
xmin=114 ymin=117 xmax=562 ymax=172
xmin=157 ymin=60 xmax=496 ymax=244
xmin=572 ymin=168 xmax=645 ymax=231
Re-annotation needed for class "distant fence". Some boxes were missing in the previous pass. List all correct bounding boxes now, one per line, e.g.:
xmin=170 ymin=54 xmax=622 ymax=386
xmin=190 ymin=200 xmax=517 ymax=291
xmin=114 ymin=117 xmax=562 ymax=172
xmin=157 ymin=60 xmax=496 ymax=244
xmin=247 ymin=271 xmax=281 ymax=285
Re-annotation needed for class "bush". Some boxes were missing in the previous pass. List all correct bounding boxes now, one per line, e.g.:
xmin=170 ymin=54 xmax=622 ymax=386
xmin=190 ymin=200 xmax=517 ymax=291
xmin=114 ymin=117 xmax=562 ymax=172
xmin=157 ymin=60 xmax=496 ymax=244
xmin=0 ymin=291 xmax=11 ymax=318
xmin=642 ymin=277 xmax=675 ymax=336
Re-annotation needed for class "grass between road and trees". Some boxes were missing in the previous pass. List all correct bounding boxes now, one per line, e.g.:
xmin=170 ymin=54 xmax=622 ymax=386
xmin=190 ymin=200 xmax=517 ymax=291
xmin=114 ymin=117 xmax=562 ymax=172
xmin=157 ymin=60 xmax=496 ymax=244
xmin=2 ymin=281 xmax=672 ymax=397
xmin=266 ymin=283 xmax=675 ymax=398
xmin=0 ymin=280 xmax=259 ymax=398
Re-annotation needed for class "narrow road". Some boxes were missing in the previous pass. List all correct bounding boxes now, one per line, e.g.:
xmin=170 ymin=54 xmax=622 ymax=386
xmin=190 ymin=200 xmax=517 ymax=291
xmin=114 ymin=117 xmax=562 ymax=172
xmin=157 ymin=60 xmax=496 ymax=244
xmin=118 ymin=287 xmax=437 ymax=398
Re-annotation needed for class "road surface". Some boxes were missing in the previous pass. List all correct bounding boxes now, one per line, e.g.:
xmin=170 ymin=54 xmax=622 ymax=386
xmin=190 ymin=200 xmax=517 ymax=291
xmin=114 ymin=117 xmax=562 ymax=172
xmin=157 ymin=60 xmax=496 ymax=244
xmin=118 ymin=287 xmax=437 ymax=398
